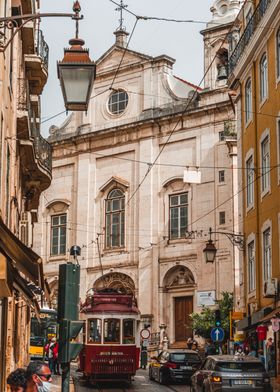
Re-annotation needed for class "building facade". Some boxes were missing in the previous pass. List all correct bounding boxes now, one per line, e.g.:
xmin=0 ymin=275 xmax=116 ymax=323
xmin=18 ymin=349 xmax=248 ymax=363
xmin=228 ymin=0 xmax=280 ymax=375
xmin=34 ymin=0 xmax=241 ymax=346
xmin=0 ymin=0 xmax=51 ymax=387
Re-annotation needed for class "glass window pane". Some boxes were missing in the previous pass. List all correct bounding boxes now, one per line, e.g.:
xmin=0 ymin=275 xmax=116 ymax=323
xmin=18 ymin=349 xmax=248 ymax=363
xmin=180 ymin=194 xmax=188 ymax=204
xmin=88 ymin=319 xmax=102 ymax=343
xmin=170 ymin=196 xmax=178 ymax=206
xmin=123 ymin=319 xmax=135 ymax=344
xmin=104 ymin=319 xmax=120 ymax=343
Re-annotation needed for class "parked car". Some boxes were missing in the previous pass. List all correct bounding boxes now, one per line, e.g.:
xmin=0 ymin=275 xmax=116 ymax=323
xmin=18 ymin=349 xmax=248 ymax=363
xmin=191 ymin=355 xmax=273 ymax=391
xmin=149 ymin=349 xmax=202 ymax=384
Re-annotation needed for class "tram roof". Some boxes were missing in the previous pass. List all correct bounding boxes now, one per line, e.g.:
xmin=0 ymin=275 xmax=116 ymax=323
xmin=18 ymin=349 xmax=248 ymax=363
xmin=80 ymin=289 xmax=140 ymax=314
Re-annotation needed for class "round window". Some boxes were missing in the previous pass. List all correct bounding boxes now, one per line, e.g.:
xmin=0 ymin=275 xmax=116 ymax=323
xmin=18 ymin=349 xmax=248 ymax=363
xmin=108 ymin=90 xmax=128 ymax=115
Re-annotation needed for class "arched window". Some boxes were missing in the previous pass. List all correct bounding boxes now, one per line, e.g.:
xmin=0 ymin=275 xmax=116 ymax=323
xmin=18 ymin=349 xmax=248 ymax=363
xmin=260 ymin=54 xmax=268 ymax=102
xmin=105 ymin=189 xmax=125 ymax=248
xmin=245 ymin=78 xmax=252 ymax=123
xmin=276 ymin=29 xmax=280 ymax=78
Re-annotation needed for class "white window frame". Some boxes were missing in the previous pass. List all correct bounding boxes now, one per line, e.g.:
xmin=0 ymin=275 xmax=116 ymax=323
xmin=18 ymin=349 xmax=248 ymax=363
xmin=245 ymin=151 xmax=254 ymax=210
xmin=105 ymin=188 xmax=125 ymax=249
xmin=245 ymin=78 xmax=252 ymax=124
xmin=262 ymin=221 xmax=272 ymax=282
xmin=169 ymin=192 xmax=189 ymax=240
xmin=260 ymin=130 xmax=270 ymax=196
xmin=260 ymin=53 xmax=268 ymax=103
xmin=247 ymin=240 xmax=256 ymax=292
xmin=50 ymin=213 xmax=67 ymax=256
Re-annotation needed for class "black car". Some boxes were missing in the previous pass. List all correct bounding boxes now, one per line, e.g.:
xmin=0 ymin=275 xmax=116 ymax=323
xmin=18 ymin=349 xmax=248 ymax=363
xmin=191 ymin=355 xmax=273 ymax=391
xmin=149 ymin=349 xmax=202 ymax=384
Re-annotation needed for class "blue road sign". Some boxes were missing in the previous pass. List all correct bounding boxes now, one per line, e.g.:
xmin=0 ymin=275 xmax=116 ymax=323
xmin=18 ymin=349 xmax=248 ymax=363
xmin=211 ymin=327 xmax=225 ymax=342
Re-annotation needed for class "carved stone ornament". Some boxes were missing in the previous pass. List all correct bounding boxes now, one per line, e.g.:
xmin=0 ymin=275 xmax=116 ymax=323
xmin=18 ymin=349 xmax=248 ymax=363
xmin=93 ymin=272 xmax=135 ymax=295
xmin=166 ymin=266 xmax=195 ymax=288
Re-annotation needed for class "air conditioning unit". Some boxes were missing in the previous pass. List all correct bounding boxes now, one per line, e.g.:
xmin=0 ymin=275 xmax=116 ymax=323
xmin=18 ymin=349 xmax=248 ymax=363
xmin=264 ymin=278 xmax=278 ymax=297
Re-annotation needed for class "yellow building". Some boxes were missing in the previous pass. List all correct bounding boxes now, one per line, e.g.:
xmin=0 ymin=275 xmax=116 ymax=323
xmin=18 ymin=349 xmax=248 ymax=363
xmin=228 ymin=0 xmax=280 ymax=374
xmin=0 ymin=0 xmax=51 ymax=388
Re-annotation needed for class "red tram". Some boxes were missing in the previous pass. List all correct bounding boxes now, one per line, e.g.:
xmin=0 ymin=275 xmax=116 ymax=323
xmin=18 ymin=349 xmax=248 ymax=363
xmin=79 ymin=288 xmax=141 ymax=383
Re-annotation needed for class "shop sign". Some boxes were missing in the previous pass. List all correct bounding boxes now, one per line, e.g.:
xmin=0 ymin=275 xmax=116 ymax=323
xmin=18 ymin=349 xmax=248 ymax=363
xmin=271 ymin=317 xmax=280 ymax=332
xmin=231 ymin=311 xmax=244 ymax=320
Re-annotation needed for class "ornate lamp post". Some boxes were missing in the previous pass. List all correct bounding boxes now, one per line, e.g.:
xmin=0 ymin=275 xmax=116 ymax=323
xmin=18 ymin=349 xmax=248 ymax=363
xmin=203 ymin=227 xmax=244 ymax=264
xmin=57 ymin=1 xmax=96 ymax=112
xmin=203 ymin=228 xmax=217 ymax=263
xmin=0 ymin=1 xmax=95 ymax=112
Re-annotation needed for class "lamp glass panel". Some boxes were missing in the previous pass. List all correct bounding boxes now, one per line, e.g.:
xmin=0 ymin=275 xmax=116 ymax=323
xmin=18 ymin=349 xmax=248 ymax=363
xmin=60 ymin=67 xmax=93 ymax=103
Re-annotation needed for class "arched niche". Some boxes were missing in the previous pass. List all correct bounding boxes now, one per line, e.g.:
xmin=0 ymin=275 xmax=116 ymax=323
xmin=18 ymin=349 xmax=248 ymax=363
xmin=163 ymin=265 xmax=195 ymax=290
xmin=93 ymin=272 xmax=135 ymax=295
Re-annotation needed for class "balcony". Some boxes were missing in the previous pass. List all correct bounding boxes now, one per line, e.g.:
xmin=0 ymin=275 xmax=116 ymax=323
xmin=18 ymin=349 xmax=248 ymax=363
xmin=25 ymin=30 xmax=49 ymax=95
xmin=20 ymin=122 xmax=52 ymax=211
xmin=228 ymin=0 xmax=272 ymax=74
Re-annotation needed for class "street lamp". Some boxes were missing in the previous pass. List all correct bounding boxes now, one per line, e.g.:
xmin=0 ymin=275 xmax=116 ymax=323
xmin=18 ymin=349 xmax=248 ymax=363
xmin=203 ymin=228 xmax=217 ymax=263
xmin=57 ymin=2 xmax=96 ymax=112
xmin=203 ymin=227 xmax=244 ymax=263
xmin=0 ymin=1 xmax=95 ymax=112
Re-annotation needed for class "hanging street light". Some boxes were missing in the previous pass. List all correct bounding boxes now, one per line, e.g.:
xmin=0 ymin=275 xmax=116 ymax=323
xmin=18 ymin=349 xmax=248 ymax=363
xmin=57 ymin=1 xmax=96 ymax=112
xmin=203 ymin=227 xmax=217 ymax=263
xmin=203 ymin=227 xmax=244 ymax=263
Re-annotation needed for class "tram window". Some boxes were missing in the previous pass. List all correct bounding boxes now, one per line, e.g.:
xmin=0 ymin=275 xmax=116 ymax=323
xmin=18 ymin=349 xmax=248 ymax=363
xmin=88 ymin=319 xmax=102 ymax=343
xmin=123 ymin=319 xmax=135 ymax=344
xmin=104 ymin=319 xmax=120 ymax=343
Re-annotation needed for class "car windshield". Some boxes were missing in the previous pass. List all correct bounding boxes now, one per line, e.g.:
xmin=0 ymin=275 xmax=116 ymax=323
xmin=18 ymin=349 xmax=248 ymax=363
xmin=170 ymin=353 xmax=200 ymax=362
xmin=215 ymin=362 xmax=265 ymax=372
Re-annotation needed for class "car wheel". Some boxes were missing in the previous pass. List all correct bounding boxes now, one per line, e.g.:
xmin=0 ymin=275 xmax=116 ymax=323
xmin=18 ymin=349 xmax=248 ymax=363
xmin=148 ymin=367 xmax=154 ymax=381
xmin=159 ymin=371 xmax=167 ymax=385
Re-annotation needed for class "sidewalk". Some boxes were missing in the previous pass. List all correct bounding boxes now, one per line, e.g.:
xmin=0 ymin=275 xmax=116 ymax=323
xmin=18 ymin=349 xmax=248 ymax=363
xmin=51 ymin=374 xmax=75 ymax=391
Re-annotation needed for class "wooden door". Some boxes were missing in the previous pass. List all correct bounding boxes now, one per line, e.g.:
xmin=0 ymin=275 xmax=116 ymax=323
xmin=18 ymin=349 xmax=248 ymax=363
xmin=174 ymin=296 xmax=193 ymax=342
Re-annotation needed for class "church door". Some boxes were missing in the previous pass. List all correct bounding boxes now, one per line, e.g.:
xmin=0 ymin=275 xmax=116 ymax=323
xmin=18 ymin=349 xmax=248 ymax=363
xmin=174 ymin=296 xmax=193 ymax=342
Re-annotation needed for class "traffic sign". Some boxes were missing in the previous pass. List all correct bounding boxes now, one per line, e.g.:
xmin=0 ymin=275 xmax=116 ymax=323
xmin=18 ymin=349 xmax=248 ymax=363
xmin=211 ymin=327 xmax=225 ymax=342
xmin=140 ymin=328 xmax=151 ymax=339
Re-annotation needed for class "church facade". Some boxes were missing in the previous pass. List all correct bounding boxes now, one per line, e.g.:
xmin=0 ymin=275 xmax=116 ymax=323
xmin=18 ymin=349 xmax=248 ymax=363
xmin=34 ymin=1 xmax=242 ymax=344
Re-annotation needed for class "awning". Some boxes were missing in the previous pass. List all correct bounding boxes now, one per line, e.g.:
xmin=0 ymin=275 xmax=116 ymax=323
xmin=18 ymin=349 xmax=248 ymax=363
xmin=12 ymin=267 xmax=40 ymax=319
xmin=0 ymin=216 xmax=44 ymax=290
xmin=260 ymin=307 xmax=280 ymax=323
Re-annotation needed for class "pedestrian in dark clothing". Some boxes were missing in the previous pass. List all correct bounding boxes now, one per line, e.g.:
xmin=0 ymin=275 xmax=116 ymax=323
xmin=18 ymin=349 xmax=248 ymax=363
xmin=7 ymin=368 xmax=27 ymax=392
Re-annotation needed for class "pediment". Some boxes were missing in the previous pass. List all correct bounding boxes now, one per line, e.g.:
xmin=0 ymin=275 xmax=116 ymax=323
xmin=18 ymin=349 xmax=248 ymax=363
xmin=99 ymin=176 xmax=129 ymax=193
xmin=96 ymin=45 xmax=153 ymax=74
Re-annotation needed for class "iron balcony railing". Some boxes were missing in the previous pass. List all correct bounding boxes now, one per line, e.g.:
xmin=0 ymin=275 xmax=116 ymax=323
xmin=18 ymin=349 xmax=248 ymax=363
xmin=228 ymin=0 xmax=272 ymax=74
xmin=36 ymin=29 xmax=49 ymax=70
xmin=31 ymin=121 xmax=52 ymax=174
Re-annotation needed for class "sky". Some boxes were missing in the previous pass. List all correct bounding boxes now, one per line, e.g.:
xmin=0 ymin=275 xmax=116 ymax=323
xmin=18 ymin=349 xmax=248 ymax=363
xmin=40 ymin=0 xmax=214 ymax=136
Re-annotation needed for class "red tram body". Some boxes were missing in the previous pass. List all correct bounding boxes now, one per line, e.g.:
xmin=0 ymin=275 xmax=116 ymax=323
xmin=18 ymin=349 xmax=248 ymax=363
xmin=79 ymin=289 xmax=141 ymax=383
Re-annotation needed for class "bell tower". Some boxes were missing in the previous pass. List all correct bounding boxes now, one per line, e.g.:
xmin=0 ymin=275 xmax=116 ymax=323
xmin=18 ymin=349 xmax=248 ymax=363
xmin=201 ymin=0 xmax=241 ymax=90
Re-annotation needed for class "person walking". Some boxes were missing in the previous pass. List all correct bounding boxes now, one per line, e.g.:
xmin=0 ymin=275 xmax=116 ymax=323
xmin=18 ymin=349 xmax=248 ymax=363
xmin=25 ymin=361 xmax=52 ymax=392
xmin=45 ymin=337 xmax=57 ymax=374
xmin=7 ymin=368 xmax=27 ymax=392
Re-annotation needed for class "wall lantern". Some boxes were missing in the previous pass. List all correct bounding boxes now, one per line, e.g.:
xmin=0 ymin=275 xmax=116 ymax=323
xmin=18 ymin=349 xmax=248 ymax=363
xmin=203 ymin=228 xmax=217 ymax=264
xmin=57 ymin=1 xmax=96 ymax=112
xmin=203 ymin=227 xmax=244 ymax=264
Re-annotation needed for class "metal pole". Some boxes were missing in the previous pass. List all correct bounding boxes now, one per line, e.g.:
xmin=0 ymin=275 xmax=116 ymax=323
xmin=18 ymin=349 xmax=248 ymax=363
xmin=61 ymin=363 xmax=70 ymax=392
